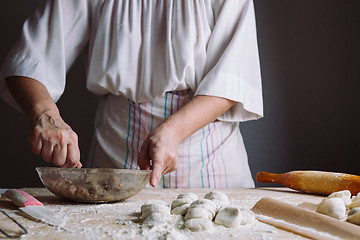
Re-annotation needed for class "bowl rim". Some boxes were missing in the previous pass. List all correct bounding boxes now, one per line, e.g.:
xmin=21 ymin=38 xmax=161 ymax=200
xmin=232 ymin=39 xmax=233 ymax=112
xmin=36 ymin=167 xmax=152 ymax=175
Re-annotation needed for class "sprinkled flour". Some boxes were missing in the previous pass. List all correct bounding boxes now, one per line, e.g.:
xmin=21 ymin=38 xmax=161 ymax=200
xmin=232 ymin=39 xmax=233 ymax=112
xmin=0 ymin=188 xmax=322 ymax=239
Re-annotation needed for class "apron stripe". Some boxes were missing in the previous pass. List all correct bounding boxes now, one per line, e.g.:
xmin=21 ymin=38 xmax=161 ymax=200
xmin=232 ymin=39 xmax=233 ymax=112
xmin=162 ymin=92 xmax=169 ymax=188
xmin=186 ymin=90 xmax=192 ymax=188
xmin=143 ymin=102 xmax=148 ymax=141
xmin=130 ymin=102 xmax=137 ymax=169
xmin=179 ymin=92 xmax=185 ymax=188
xmin=209 ymin=124 xmax=217 ymax=188
xmin=168 ymin=93 xmax=175 ymax=188
xmin=205 ymin=125 xmax=212 ymax=188
xmin=150 ymin=101 xmax=154 ymax=131
xmin=200 ymin=128 xmax=205 ymax=188
xmin=213 ymin=122 xmax=223 ymax=188
xmin=124 ymin=100 xmax=132 ymax=169
xmin=187 ymin=135 xmax=192 ymax=188
xmin=219 ymin=125 xmax=229 ymax=188
xmin=135 ymin=103 xmax=142 ymax=170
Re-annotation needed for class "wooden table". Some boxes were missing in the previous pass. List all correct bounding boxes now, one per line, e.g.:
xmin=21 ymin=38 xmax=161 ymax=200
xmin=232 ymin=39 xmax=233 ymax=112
xmin=0 ymin=187 xmax=325 ymax=239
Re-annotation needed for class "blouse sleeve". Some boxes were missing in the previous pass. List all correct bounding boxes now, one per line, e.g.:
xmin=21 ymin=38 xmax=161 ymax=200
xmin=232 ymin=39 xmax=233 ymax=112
xmin=0 ymin=0 xmax=92 ymax=110
xmin=194 ymin=0 xmax=263 ymax=122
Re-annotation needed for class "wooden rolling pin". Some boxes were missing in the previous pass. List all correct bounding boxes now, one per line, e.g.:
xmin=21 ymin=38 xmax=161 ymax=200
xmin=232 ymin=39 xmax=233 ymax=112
xmin=252 ymin=197 xmax=360 ymax=240
xmin=256 ymin=170 xmax=360 ymax=196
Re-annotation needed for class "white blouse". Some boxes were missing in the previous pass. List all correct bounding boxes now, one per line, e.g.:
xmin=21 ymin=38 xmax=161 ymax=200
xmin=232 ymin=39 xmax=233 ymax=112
xmin=0 ymin=0 xmax=263 ymax=122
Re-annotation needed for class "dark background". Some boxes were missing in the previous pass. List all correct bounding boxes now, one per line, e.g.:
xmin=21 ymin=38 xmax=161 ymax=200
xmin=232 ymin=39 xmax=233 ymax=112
xmin=1 ymin=1 xmax=359 ymax=188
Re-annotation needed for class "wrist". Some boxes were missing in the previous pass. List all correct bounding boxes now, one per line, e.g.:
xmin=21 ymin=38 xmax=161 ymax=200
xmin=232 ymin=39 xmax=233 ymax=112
xmin=30 ymin=102 xmax=60 ymax=122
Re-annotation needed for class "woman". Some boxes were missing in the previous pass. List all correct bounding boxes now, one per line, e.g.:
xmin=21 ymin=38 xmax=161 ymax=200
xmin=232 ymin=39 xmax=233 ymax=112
xmin=0 ymin=0 xmax=263 ymax=188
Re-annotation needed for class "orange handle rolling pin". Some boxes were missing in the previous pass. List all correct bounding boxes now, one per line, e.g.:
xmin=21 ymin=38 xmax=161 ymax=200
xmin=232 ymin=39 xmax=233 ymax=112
xmin=256 ymin=170 xmax=360 ymax=196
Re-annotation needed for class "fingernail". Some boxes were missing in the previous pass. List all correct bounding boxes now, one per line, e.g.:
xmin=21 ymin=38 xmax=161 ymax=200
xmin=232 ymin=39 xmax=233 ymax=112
xmin=153 ymin=178 xmax=159 ymax=187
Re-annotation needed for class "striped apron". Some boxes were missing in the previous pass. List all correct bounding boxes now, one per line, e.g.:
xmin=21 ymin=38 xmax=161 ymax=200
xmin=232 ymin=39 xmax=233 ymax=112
xmin=88 ymin=90 xmax=254 ymax=188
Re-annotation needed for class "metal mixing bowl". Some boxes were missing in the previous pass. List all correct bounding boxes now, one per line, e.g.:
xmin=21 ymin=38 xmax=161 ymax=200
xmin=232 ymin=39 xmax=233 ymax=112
xmin=36 ymin=167 xmax=151 ymax=203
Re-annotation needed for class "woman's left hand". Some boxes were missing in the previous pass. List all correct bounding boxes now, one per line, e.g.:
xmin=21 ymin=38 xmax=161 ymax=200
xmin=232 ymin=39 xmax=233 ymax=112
xmin=137 ymin=122 xmax=180 ymax=187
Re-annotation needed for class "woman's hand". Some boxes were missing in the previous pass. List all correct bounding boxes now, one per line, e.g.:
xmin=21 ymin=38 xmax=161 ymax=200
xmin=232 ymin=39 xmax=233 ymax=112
xmin=6 ymin=76 xmax=82 ymax=168
xmin=30 ymin=110 xmax=81 ymax=168
xmin=137 ymin=122 xmax=180 ymax=187
xmin=137 ymin=95 xmax=236 ymax=187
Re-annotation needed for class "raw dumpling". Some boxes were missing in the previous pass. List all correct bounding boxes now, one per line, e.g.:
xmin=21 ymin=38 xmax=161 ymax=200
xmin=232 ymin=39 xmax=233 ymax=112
xmin=177 ymin=193 xmax=198 ymax=201
xmin=141 ymin=202 xmax=170 ymax=225
xmin=214 ymin=206 xmax=255 ymax=228
xmin=351 ymin=192 xmax=360 ymax=202
xmin=327 ymin=190 xmax=352 ymax=206
xmin=184 ymin=218 xmax=213 ymax=231
xmin=348 ymin=201 xmax=360 ymax=210
xmin=316 ymin=197 xmax=346 ymax=220
xmin=141 ymin=203 xmax=170 ymax=219
xmin=204 ymin=191 xmax=229 ymax=205
xmin=188 ymin=199 xmax=217 ymax=219
xmin=347 ymin=207 xmax=360 ymax=225
xmin=204 ymin=191 xmax=230 ymax=210
xmin=171 ymin=193 xmax=198 ymax=215
xmin=142 ymin=212 xmax=169 ymax=226
xmin=185 ymin=207 xmax=213 ymax=221
xmin=171 ymin=203 xmax=191 ymax=215
xmin=348 ymin=193 xmax=360 ymax=209
xmin=184 ymin=198 xmax=217 ymax=231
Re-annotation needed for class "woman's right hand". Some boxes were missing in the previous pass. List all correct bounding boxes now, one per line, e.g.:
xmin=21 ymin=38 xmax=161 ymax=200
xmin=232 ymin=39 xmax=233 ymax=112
xmin=5 ymin=76 xmax=81 ymax=168
xmin=29 ymin=110 xmax=81 ymax=168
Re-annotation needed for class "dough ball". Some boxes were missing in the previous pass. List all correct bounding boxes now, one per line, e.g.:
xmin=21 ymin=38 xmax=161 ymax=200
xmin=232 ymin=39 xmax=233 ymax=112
xmin=189 ymin=199 xmax=217 ymax=218
xmin=348 ymin=207 xmax=360 ymax=216
xmin=143 ymin=200 xmax=169 ymax=206
xmin=239 ymin=208 xmax=256 ymax=225
xmin=214 ymin=206 xmax=255 ymax=228
xmin=184 ymin=218 xmax=213 ymax=231
xmin=215 ymin=207 xmax=241 ymax=228
xmin=170 ymin=193 xmax=198 ymax=215
xmin=347 ymin=207 xmax=360 ymax=225
xmin=171 ymin=203 xmax=191 ymax=215
xmin=177 ymin=193 xmax=198 ymax=202
xmin=348 ymin=200 xmax=360 ymax=210
xmin=328 ymin=190 xmax=352 ymax=206
xmin=204 ymin=191 xmax=230 ymax=205
xmin=185 ymin=207 xmax=213 ymax=221
xmin=141 ymin=203 xmax=170 ymax=219
xmin=351 ymin=192 xmax=360 ymax=202
xmin=171 ymin=198 xmax=193 ymax=210
xmin=316 ymin=197 xmax=346 ymax=220
xmin=142 ymin=212 xmax=168 ymax=226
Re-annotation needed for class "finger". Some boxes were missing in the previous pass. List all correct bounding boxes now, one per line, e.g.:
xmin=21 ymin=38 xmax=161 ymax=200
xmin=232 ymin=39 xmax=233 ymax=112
xmin=29 ymin=133 xmax=42 ymax=156
xmin=162 ymin=165 xmax=175 ymax=176
xmin=40 ymin=140 xmax=54 ymax=164
xmin=52 ymin=144 xmax=67 ymax=167
xmin=62 ymin=143 xmax=80 ymax=168
xmin=138 ymin=142 xmax=151 ymax=170
xmin=75 ymin=162 xmax=82 ymax=168
xmin=150 ymin=164 xmax=162 ymax=188
xmin=149 ymin=154 xmax=165 ymax=188
xmin=161 ymin=153 xmax=178 ymax=175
